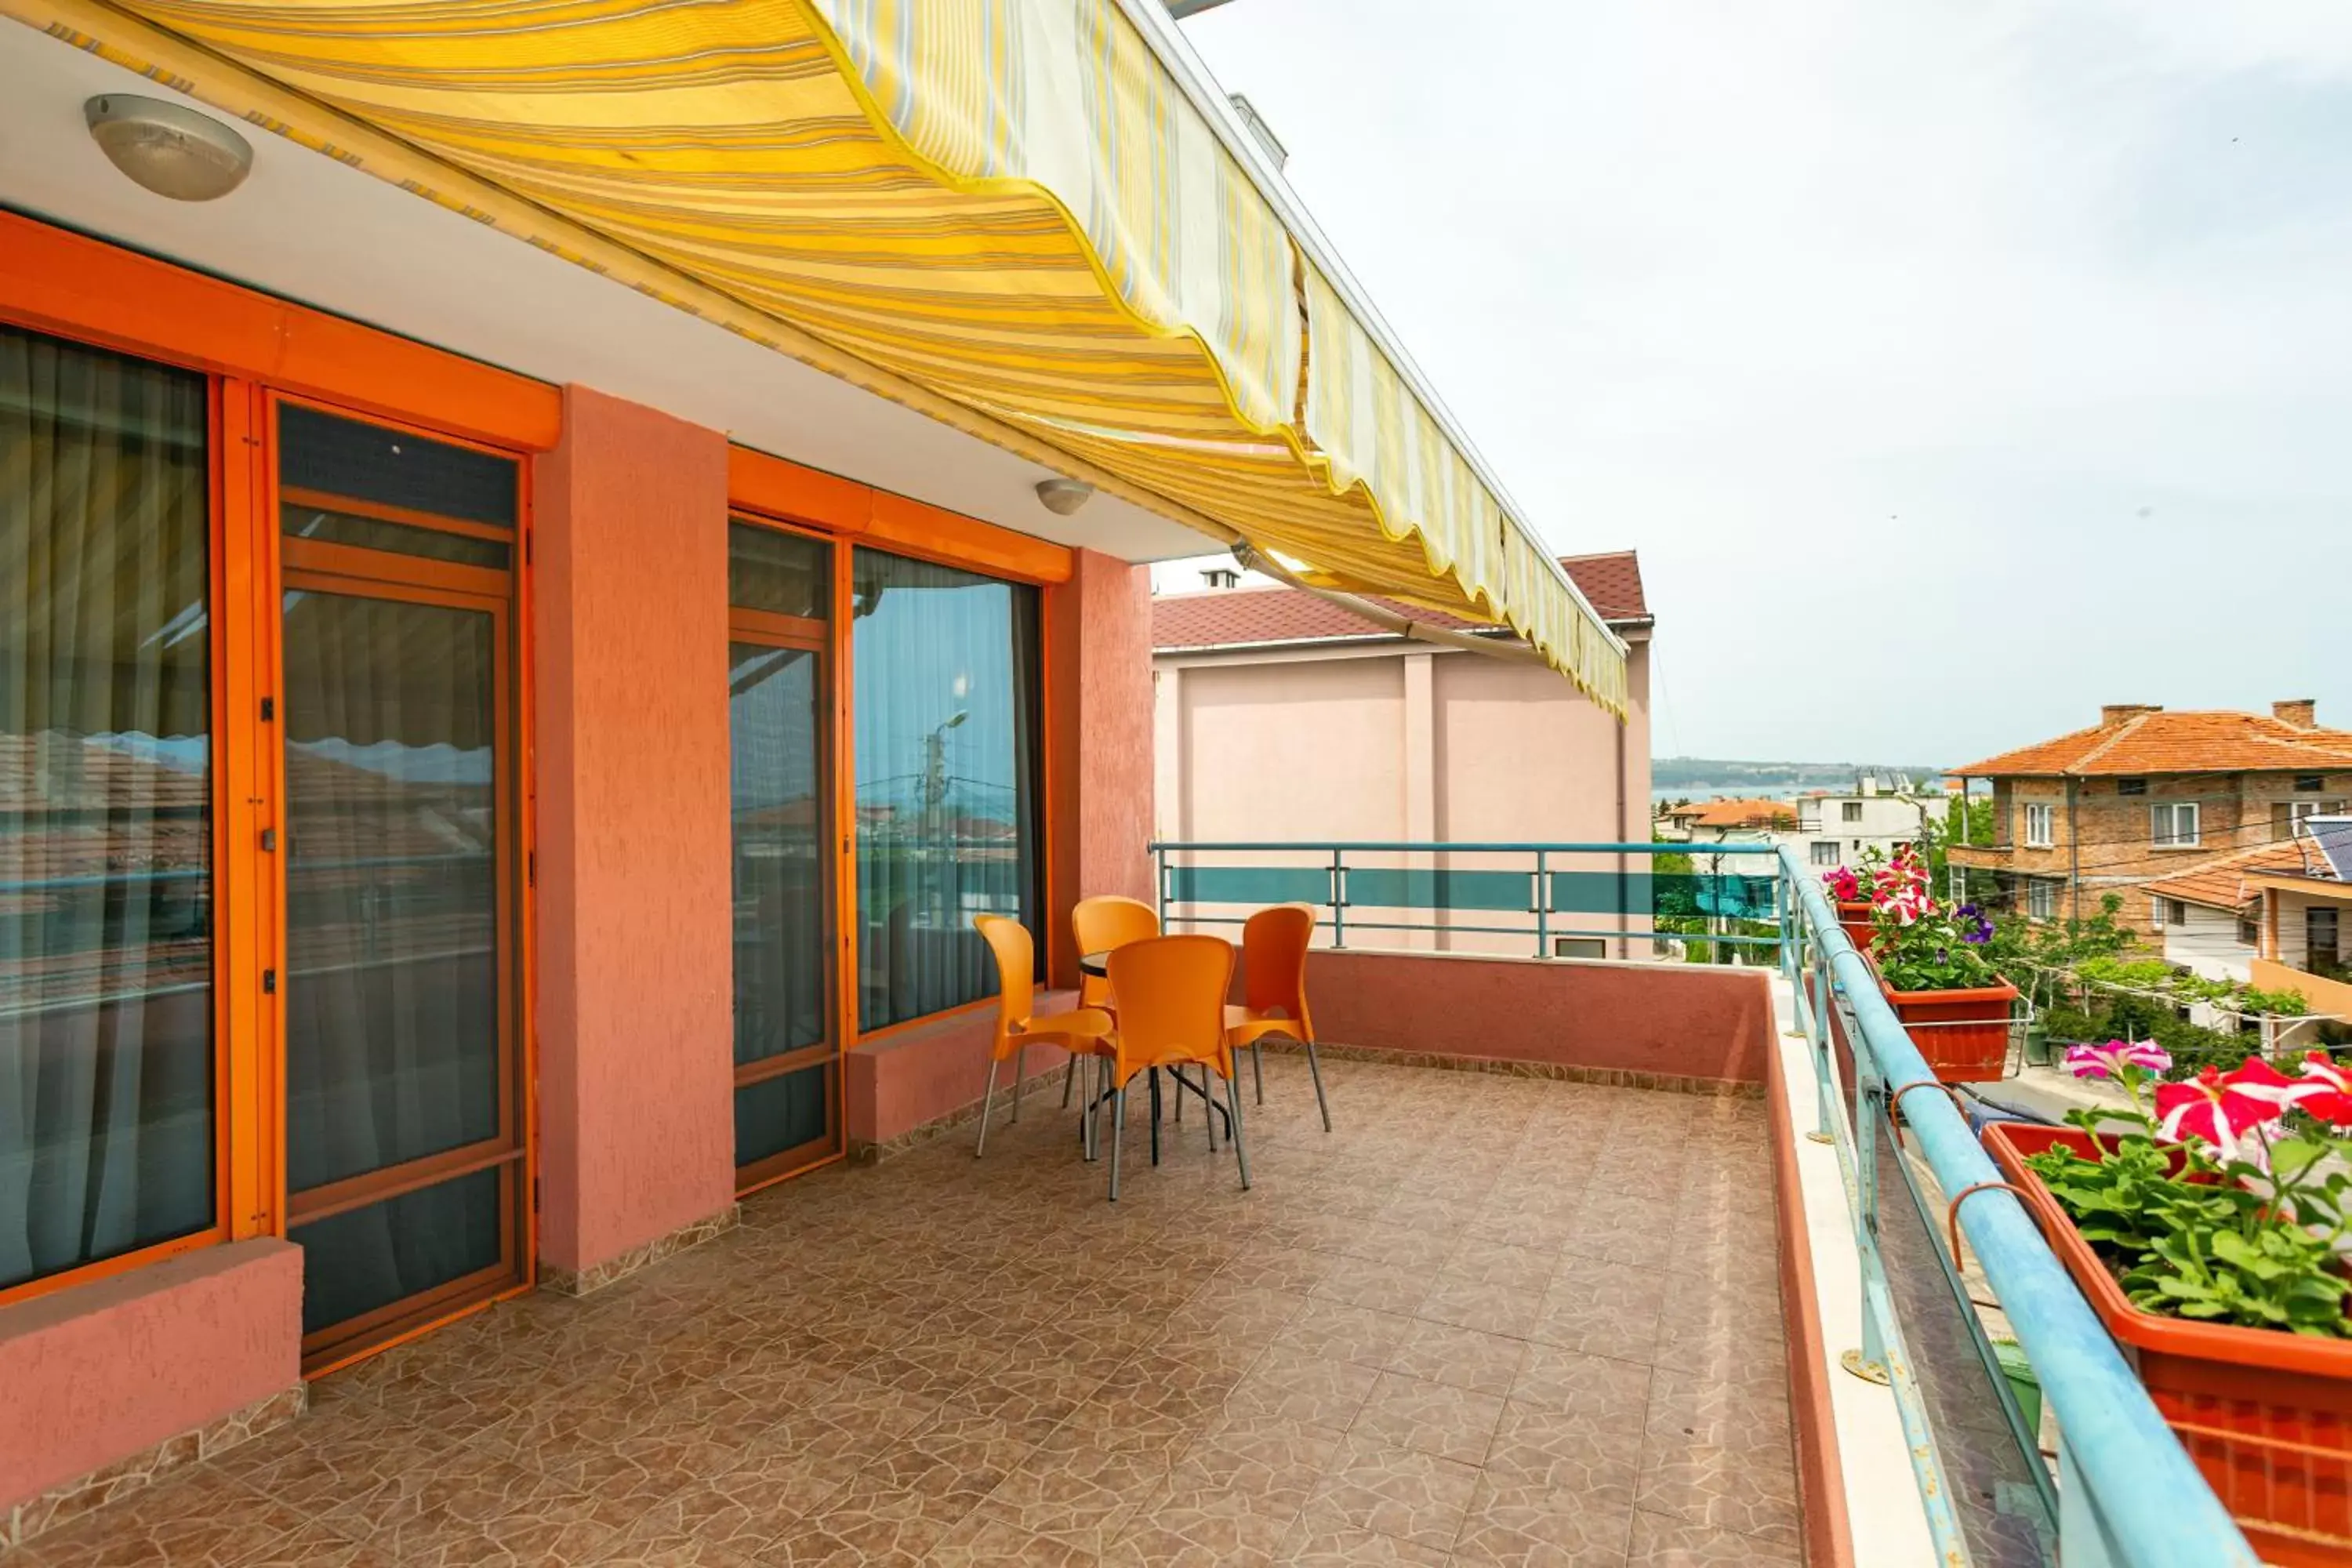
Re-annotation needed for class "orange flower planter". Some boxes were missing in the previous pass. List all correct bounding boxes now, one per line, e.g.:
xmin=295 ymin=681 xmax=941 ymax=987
xmin=1984 ymin=1121 xmax=2352 ymax=1566
xmin=1836 ymin=901 xmax=1875 ymax=952
xmin=1880 ymin=978 xmax=2016 ymax=1083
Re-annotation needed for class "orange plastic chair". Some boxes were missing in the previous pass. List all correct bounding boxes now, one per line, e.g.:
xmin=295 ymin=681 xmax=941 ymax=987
xmin=1098 ymin=935 xmax=1247 ymax=1201
xmin=1225 ymin=903 xmax=1330 ymax=1131
xmin=973 ymin=914 xmax=1113 ymax=1158
xmin=1067 ymin=893 xmax=1160 ymax=1108
xmin=1070 ymin=895 xmax=1159 ymax=1012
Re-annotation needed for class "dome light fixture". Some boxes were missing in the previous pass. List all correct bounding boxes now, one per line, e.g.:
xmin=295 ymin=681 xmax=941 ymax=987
xmin=1034 ymin=477 xmax=1094 ymax=516
xmin=85 ymin=94 xmax=253 ymax=202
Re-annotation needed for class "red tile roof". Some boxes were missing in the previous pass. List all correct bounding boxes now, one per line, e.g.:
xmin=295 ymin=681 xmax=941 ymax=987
xmin=1152 ymin=552 xmax=1647 ymax=651
xmin=1952 ymin=709 xmax=2352 ymax=778
xmin=1682 ymin=797 xmax=1797 ymax=830
xmin=2143 ymin=842 xmax=2308 ymax=913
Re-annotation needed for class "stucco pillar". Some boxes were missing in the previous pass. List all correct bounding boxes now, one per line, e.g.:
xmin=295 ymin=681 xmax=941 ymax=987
xmin=1046 ymin=548 xmax=1154 ymax=984
xmin=1402 ymin=652 xmax=1439 ymax=951
xmin=531 ymin=385 xmax=735 ymax=1283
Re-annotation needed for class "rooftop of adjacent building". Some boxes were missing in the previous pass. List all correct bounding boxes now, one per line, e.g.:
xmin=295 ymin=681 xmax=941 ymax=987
xmin=1151 ymin=551 xmax=1650 ymax=653
xmin=1952 ymin=700 xmax=2352 ymax=779
xmin=1660 ymin=798 xmax=1798 ymax=830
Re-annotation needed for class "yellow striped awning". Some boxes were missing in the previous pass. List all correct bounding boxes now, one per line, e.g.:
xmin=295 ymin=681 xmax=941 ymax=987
xmin=37 ymin=0 xmax=1626 ymax=710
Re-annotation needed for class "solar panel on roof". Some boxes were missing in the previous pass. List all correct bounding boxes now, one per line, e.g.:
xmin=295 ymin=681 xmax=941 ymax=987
xmin=2307 ymin=815 xmax=2352 ymax=881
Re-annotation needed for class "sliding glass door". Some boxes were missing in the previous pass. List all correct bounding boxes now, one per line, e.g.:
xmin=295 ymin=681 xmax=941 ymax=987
xmin=851 ymin=548 xmax=1040 ymax=1030
xmin=0 ymin=324 xmax=219 ymax=1294
xmin=277 ymin=403 xmax=523 ymax=1367
xmin=728 ymin=522 xmax=837 ymax=1186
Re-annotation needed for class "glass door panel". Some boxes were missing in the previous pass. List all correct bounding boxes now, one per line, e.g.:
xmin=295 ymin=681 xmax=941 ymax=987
xmin=281 ymin=590 xmax=502 ymax=1192
xmin=0 ymin=322 xmax=217 ymax=1293
xmin=729 ymin=638 xmax=835 ymax=1183
xmin=276 ymin=403 xmax=520 ymax=1367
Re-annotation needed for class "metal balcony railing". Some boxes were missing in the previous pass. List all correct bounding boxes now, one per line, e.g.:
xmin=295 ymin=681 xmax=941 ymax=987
xmin=1152 ymin=839 xmax=2257 ymax=1567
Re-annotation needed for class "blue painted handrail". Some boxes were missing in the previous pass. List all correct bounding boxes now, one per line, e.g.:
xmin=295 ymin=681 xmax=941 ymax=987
xmin=1783 ymin=848 xmax=2254 ymax=1566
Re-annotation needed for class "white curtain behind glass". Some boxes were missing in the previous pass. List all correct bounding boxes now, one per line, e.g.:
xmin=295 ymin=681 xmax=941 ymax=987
xmin=0 ymin=325 xmax=215 ymax=1289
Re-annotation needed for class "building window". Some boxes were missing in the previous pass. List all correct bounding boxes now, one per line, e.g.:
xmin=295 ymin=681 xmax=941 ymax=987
xmin=2296 ymin=775 xmax=2325 ymax=793
xmin=2118 ymin=779 xmax=2147 ymax=796
xmin=2313 ymin=907 xmax=2343 ymax=981
xmin=1808 ymin=840 xmax=1842 ymax=867
xmin=0 ymin=324 xmax=217 ymax=1294
xmin=2239 ymin=916 xmax=2261 ymax=948
xmin=2165 ymin=900 xmax=2186 ymax=927
xmin=852 ymin=548 xmax=1041 ymax=1031
xmin=2151 ymin=802 xmax=2200 ymax=847
xmin=728 ymin=522 xmax=837 ymax=1185
xmin=2024 ymin=803 xmax=2054 ymax=848
xmin=1841 ymin=801 xmax=1863 ymax=823
xmin=2278 ymin=800 xmax=2347 ymax=837
xmin=2027 ymin=878 xmax=2058 ymax=920
xmin=1552 ymin=937 xmax=1606 ymax=960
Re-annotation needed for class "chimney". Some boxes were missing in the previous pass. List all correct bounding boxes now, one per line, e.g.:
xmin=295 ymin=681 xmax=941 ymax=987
xmin=2274 ymin=699 xmax=2318 ymax=728
xmin=2100 ymin=703 xmax=2161 ymax=728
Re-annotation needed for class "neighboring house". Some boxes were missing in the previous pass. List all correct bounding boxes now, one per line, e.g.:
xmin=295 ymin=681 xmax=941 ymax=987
xmin=1947 ymin=701 xmax=2352 ymax=933
xmin=2140 ymin=841 xmax=2289 ymax=985
xmin=1788 ymin=783 xmax=1929 ymax=871
xmin=1667 ymin=798 xmax=1796 ymax=847
xmin=2245 ymin=818 xmax=2352 ymax=1031
xmin=1152 ymin=551 xmax=1652 ymax=956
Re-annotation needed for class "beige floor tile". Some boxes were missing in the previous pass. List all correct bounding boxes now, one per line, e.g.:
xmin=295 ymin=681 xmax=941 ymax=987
xmin=1381 ymin=1319 xmax=1526 ymax=1396
xmin=1348 ymin=1372 xmax=1508 ymax=1465
xmin=1625 ymin=1506 xmax=1802 ymax=1566
xmin=1275 ymin=1519 xmax=1450 ymax=1566
xmin=1300 ymin=1434 xmax=1479 ymax=1552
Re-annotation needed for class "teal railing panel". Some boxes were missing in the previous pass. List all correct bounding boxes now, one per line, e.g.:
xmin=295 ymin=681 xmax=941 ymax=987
xmin=1345 ymin=866 xmax=1528 ymax=912
xmin=1163 ymin=864 xmax=1329 ymax=907
xmin=1648 ymin=871 xmax=1781 ymax=921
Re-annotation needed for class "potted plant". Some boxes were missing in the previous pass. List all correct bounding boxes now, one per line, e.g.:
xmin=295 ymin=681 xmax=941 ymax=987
xmin=1983 ymin=1044 xmax=2352 ymax=1565
xmin=1867 ymin=850 xmax=2018 ymax=1082
xmin=1820 ymin=862 xmax=1875 ymax=950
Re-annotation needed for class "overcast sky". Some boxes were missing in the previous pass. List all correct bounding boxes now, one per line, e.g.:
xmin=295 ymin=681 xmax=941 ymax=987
xmin=1172 ymin=1 xmax=2352 ymax=768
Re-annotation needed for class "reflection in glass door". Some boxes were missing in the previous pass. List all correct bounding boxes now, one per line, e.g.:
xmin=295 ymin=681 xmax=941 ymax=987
xmin=728 ymin=522 xmax=837 ymax=1187
xmin=276 ymin=404 xmax=522 ymax=1368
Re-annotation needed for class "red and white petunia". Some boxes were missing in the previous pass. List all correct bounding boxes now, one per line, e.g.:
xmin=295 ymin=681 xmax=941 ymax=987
xmin=2155 ymin=1061 xmax=2307 ymax=1164
xmin=2295 ymin=1052 xmax=2352 ymax=1131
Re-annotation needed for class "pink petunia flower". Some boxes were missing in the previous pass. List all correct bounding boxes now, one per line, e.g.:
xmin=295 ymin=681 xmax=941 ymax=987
xmin=2063 ymin=1039 xmax=2172 ymax=1081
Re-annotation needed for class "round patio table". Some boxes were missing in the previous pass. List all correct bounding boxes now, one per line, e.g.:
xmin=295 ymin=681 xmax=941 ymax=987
xmin=1080 ymin=949 xmax=1113 ymax=978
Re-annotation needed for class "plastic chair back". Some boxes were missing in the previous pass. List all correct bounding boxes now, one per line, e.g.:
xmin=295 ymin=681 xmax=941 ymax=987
xmin=1241 ymin=902 xmax=1316 ymax=1029
xmin=1072 ymin=894 xmax=1160 ymax=1006
xmin=975 ymin=913 xmax=1036 ymax=1028
xmin=1105 ymin=935 xmax=1234 ymax=1076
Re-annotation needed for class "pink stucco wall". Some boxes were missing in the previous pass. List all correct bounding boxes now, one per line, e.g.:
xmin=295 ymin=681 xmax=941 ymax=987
xmin=532 ymin=385 xmax=736 ymax=1275
xmin=0 ymin=1240 xmax=301 ymax=1512
xmin=1157 ymin=634 xmax=1652 ymax=957
xmin=1303 ymin=948 xmax=1773 ymax=1087
xmin=845 ymin=995 xmax=1080 ymax=1150
xmin=1046 ymin=548 xmax=1155 ymax=985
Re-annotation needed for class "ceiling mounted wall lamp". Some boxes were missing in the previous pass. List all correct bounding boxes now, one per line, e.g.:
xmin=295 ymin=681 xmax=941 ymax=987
xmin=85 ymin=95 xmax=254 ymax=202
xmin=1033 ymin=477 xmax=1094 ymax=516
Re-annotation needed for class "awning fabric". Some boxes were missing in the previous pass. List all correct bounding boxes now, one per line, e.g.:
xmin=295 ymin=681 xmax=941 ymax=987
xmin=82 ymin=0 xmax=1627 ymax=710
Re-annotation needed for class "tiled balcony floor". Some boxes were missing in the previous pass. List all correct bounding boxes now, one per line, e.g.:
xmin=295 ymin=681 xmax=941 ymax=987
xmin=18 ymin=1055 xmax=1798 ymax=1568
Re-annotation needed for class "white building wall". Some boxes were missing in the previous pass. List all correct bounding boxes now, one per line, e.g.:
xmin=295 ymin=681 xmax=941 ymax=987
xmin=2158 ymin=902 xmax=2255 ymax=984
xmin=1784 ymin=793 xmax=1929 ymax=870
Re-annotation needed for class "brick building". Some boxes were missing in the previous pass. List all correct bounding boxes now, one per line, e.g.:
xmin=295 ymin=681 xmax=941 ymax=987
xmin=1947 ymin=701 xmax=2352 ymax=932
